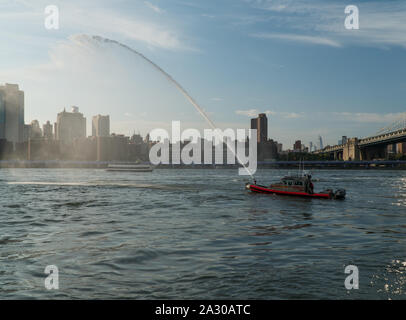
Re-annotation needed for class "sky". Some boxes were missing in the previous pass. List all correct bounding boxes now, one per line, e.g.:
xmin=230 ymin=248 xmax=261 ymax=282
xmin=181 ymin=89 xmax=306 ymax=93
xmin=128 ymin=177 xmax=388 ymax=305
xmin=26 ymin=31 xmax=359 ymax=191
xmin=0 ymin=0 xmax=405 ymax=149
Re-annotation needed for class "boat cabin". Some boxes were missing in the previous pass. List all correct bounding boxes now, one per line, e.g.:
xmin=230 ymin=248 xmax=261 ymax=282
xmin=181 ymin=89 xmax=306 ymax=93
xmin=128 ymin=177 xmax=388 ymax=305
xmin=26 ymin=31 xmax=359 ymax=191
xmin=270 ymin=175 xmax=312 ymax=193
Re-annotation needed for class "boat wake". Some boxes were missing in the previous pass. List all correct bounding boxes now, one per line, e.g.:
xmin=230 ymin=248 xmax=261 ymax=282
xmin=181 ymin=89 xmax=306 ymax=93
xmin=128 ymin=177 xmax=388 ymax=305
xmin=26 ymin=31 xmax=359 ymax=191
xmin=7 ymin=181 xmax=195 ymax=191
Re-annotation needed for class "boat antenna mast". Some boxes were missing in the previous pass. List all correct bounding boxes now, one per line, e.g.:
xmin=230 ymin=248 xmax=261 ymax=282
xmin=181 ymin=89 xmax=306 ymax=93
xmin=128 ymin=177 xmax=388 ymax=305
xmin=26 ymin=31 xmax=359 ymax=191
xmin=298 ymin=157 xmax=303 ymax=177
xmin=298 ymin=157 xmax=306 ymax=177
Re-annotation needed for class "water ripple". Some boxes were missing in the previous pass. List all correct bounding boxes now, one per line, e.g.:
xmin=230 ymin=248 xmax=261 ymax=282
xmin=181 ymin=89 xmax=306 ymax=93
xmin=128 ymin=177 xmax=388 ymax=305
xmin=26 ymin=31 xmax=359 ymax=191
xmin=1 ymin=168 xmax=406 ymax=299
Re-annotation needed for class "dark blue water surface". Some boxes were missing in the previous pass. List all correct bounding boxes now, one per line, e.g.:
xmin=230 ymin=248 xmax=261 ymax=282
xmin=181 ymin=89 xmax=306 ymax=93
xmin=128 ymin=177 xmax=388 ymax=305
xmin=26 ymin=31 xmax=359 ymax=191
xmin=1 ymin=168 xmax=406 ymax=299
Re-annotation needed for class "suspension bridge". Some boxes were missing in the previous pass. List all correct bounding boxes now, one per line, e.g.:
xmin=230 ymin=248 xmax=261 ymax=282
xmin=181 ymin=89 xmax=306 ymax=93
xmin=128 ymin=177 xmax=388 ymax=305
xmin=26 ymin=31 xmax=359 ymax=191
xmin=314 ymin=113 xmax=406 ymax=160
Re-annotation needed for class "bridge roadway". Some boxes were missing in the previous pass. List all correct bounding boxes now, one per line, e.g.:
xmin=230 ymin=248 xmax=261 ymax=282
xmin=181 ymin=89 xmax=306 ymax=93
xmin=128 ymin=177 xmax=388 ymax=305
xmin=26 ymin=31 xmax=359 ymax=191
xmin=314 ymin=127 xmax=406 ymax=160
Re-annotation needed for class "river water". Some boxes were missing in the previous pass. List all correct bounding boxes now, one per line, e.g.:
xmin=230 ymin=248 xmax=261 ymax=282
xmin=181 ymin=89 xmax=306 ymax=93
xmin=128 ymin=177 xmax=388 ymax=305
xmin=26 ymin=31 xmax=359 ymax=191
xmin=1 ymin=168 xmax=406 ymax=299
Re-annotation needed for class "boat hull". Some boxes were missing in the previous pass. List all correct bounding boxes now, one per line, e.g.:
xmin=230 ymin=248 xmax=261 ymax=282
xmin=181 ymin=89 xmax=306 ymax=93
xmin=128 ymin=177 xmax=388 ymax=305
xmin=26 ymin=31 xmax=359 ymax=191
xmin=246 ymin=183 xmax=332 ymax=199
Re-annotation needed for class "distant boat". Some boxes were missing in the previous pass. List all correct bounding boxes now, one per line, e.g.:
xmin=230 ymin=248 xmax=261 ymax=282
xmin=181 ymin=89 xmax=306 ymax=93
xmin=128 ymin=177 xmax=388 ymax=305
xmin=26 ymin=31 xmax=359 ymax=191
xmin=106 ymin=164 xmax=153 ymax=172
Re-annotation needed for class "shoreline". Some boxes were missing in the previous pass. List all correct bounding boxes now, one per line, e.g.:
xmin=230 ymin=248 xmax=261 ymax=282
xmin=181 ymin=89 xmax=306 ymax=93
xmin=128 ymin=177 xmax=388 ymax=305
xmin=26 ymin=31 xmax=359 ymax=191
xmin=1 ymin=160 xmax=406 ymax=169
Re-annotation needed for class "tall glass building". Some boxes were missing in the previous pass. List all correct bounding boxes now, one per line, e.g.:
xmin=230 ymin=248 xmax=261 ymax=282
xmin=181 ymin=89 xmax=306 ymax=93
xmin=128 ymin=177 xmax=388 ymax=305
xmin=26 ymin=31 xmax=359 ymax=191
xmin=0 ymin=83 xmax=25 ymax=144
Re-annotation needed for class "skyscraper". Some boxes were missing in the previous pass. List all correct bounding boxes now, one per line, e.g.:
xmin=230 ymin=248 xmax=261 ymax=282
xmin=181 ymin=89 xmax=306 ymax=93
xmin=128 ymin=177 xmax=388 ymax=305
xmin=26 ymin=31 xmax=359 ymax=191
xmin=92 ymin=115 xmax=110 ymax=137
xmin=250 ymin=113 xmax=268 ymax=143
xmin=29 ymin=120 xmax=42 ymax=139
xmin=294 ymin=140 xmax=302 ymax=151
xmin=277 ymin=143 xmax=283 ymax=153
xmin=56 ymin=107 xmax=86 ymax=143
xmin=0 ymin=83 xmax=25 ymax=144
xmin=43 ymin=121 xmax=53 ymax=140
xmin=318 ymin=135 xmax=324 ymax=150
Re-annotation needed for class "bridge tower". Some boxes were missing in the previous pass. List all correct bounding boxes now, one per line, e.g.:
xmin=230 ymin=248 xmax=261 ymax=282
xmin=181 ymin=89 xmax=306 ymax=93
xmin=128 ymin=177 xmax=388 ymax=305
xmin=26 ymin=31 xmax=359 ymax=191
xmin=343 ymin=138 xmax=360 ymax=161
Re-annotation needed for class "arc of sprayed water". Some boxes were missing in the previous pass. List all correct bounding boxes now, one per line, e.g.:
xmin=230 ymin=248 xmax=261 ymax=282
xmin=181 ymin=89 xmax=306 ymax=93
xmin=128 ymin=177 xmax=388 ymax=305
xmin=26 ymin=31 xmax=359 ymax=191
xmin=91 ymin=35 xmax=255 ymax=180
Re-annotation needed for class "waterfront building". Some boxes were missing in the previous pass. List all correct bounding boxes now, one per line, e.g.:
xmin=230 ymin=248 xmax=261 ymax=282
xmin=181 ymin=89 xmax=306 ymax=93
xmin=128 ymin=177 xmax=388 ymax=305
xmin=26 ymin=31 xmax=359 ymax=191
xmin=294 ymin=140 xmax=302 ymax=152
xmin=72 ymin=137 xmax=97 ymax=161
xmin=55 ymin=107 xmax=86 ymax=143
xmin=145 ymin=133 xmax=150 ymax=143
xmin=130 ymin=133 xmax=143 ymax=144
xmin=29 ymin=120 xmax=42 ymax=139
xmin=28 ymin=139 xmax=60 ymax=161
xmin=277 ymin=143 xmax=283 ymax=153
xmin=92 ymin=114 xmax=110 ymax=137
xmin=23 ymin=125 xmax=31 ymax=142
xmin=97 ymin=134 xmax=130 ymax=161
xmin=0 ymin=83 xmax=25 ymax=144
xmin=258 ymin=139 xmax=278 ymax=161
xmin=250 ymin=113 xmax=268 ymax=143
xmin=43 ymin=121 xmax=53 ymax=140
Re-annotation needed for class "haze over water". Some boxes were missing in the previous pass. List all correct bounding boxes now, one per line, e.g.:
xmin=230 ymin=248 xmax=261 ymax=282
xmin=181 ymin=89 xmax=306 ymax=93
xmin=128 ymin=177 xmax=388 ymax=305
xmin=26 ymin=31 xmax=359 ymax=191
xmin=1 ymin=168 xmax=406 ymax=299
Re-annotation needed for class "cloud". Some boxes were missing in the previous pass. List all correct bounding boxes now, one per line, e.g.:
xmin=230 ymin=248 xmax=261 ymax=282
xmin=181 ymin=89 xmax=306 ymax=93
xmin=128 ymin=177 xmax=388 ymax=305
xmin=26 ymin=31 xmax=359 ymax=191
xmin=245 ymin=0 xmax=406 ymax=49
xmin=202 ymin=14 xmax=215 ymax=19
xmin=333 ymin=112 xmax=406 ymax=124
xmin=236 ymin=109 xmax=265 ymax=117
xmin=235 ymin=109 xmax=304 ymax=119
xmin=0 ymin=1 xmax=189 ymax=51
xmin=283 ymin=112 xmax=304 ymax=119
xmin=66 ymin=7 xmax=184 ymax=50
xmin=144 ymin=1 xmax=164 ymax=14
xmin=252 ymin=33 xmax=341 ymax=47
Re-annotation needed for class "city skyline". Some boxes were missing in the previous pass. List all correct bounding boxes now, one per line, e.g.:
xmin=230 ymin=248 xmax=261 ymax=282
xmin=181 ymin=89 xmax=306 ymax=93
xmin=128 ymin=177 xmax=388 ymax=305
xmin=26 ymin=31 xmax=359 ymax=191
xmin=3 ymin=82 xmax=402 ymax=154
xmin=0 ymin=0 xmax=405 ymax=147
xmin=2 ymin=87 xmax=316 ymax=152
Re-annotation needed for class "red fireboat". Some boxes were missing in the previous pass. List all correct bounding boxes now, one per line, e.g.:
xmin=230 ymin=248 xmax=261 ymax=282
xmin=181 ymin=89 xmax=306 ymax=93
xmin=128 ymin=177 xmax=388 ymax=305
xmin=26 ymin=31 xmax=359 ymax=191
xmin=246 ymin=173 xmax=346 ymax=200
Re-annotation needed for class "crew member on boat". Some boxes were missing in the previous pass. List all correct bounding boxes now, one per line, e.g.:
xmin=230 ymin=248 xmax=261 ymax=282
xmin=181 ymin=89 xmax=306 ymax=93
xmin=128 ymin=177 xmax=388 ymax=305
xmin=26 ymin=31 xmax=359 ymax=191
xmin=305 ymin=174 xmax=314 ymax=194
